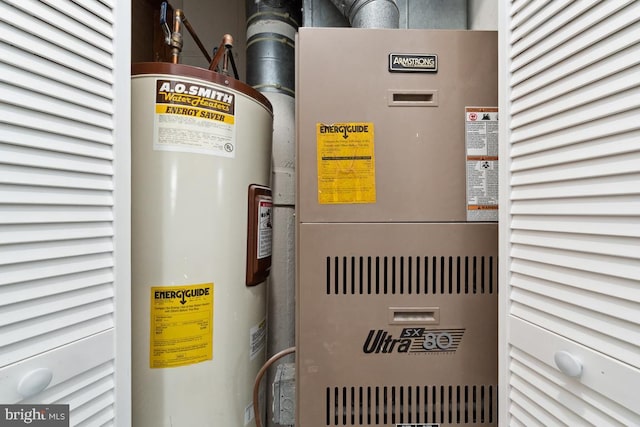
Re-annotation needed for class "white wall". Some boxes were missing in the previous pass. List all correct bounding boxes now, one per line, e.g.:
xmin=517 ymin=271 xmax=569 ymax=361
xmin=468 ymin=0 xmax=498 ymax=30
xmin=179 ymin=0 xmax=247 ymax=80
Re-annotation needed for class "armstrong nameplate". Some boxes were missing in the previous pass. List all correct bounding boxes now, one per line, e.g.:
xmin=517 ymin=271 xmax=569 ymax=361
xmin=389 ymin=53 xmax=438 ymax=72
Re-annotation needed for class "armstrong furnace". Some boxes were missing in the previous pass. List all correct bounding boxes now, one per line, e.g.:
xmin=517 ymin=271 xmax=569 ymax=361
xmin=296 ymin=28 xmax=498 ymax=427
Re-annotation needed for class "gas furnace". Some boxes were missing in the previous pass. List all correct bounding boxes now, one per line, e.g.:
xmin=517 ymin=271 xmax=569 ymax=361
xmin=296 ymin=28 xmax=498 ymax=427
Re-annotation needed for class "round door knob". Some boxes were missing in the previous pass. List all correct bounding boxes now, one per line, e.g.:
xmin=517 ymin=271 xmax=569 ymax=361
xmin=17 ymin=368 xmax=53 ymax=397
xmin=554 ymin=351 xmax=582 ymax=378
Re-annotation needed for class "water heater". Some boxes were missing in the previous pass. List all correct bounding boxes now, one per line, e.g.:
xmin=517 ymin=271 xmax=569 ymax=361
xmin=131 ymin=63 xmax=272 ymax=426
xmin=296 ymin=28 xmax=498 ymax=426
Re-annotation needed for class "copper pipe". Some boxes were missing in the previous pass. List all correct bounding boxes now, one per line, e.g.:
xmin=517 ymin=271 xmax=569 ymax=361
xmin=208 ymin=34 xmax=233 ymax=72
xmin=181 ymin=15 xmax=212 ymax=63
xmin=253 ymin=347 xmax=295 ymax=427
xmin=170 ymin=9 xmax=184 ymax=64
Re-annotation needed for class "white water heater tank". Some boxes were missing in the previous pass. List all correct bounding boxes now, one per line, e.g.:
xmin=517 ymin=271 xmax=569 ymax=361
xmin=131 ymin=63 xmax=273 ymax=427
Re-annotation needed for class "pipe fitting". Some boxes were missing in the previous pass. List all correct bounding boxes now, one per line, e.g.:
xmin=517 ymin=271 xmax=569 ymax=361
xmin=330 ymin=0 xmax=399 ymax=28
xmin=245 ymin=0 xmax=301 ymax=96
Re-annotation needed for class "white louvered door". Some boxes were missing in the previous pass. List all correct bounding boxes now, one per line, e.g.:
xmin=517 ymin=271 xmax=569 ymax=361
xmin=499 ymin=1 xmax=640 ymax=425
xmin=0 ymin=0 xmax=130 ymax=426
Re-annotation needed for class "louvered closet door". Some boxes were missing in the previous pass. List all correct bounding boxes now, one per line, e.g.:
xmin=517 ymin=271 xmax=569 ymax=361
xmin=499 ymin=1 xmax=640 ymax=425
xmin=0 ymin=0 xmax=130 ymax=426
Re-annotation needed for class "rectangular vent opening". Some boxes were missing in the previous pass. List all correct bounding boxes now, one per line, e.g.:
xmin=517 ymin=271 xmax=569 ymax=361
xmin=326 ymin=385 xmax=496 ymax=426
xmin=326 ymin=256 xmax=496 ymax=295
xmin=393 ymin=93 xmax=434 ymax=102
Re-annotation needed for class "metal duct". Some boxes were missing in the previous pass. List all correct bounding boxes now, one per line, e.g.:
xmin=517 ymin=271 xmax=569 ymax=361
xmin=246 ymin=0 xmax=301 ymax=96
xmin=329 ymin=0 xmax=399 ymax=28
xmin=246 ymin=2 xmax=301 ymax=426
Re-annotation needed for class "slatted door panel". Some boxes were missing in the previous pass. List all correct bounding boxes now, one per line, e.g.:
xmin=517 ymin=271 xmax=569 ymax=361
xmin=500 ymin=0 xmax=640 ymax=425
xmin=0 ymin=0 xmax=130 ymax=425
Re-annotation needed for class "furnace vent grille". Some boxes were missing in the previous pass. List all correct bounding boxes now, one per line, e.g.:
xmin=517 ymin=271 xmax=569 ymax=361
xmin=326 ymin=384 xmax=495 ymax=426
xmin=325 ymin=256 xmax=496 ymax=295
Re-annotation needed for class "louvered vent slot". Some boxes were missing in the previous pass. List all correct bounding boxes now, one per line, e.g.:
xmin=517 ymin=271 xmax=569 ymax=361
xmin=326 ymin=385 xmax=495 ymax=425
xmin=326 ymin=256 xmax=496 ymax=295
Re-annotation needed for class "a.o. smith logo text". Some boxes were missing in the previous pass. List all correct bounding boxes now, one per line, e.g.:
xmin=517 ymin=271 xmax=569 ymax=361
xmin=156 ymin=79 xmax=235 ymax=114
xmin=363 ymin=328 xmax=464 ymax=354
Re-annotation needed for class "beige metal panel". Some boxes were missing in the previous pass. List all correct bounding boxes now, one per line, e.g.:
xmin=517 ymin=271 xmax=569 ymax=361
xmin=296 ymin=28 xmax=498 ymax=223
xmin=297 ymin=222 xmax=498 ymax=426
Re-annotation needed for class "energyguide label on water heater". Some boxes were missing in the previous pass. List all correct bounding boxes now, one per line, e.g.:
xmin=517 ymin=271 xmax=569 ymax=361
xmin=150 ymin=283 xmax=214 ymax=368
xmin=153 ymin=79 xmax=237 ymax=158
xmin=316 ymin=122 xmax=376 ymax=204
xmin=465 ymin=107 xmax=499 ymax=222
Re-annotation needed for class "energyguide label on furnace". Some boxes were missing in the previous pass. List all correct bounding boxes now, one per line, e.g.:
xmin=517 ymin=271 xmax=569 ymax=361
xmin=150 ymin=283 xmax=214 ymax=368
xmin=465 ymin=107 xmax=498 ymax=221
xmin=316 ymin=122 xmax=376 ymax=204
xmin=153 ymin=79 xmax=237 ymax=157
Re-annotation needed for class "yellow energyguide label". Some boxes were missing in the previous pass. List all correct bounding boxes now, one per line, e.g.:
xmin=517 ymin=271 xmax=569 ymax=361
xmin=150 ymin=282 xmax=214 ymax=368
xmin=316 ymin=122 xmax=376 ymax=204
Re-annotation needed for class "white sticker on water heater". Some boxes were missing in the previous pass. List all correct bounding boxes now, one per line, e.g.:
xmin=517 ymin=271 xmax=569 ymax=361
xmin=243 ymin=401 xmax=254 ymax=425
xmin=465 ymin=107 xmax=499 ymax=222
xmin=257 ymin=197 xmax=273 ymax=259
xmin=244 ymin=385 xmax=265 ymax=425
xmin=250 ymin=318 xmax=266 ymax=361
xmin=153 ymin=78 xmax=237 ymax=158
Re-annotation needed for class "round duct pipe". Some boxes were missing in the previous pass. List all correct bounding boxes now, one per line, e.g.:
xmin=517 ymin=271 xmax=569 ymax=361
xmin=246 ymin=0 xmax=301 ymax=97
xmin=330 ymin=0 xmax=399 ymax=28
xmin=246 ymin=3 xmax=301 ymax=426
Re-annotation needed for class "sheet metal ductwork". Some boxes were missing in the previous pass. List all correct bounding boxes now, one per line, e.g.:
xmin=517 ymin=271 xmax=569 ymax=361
xmin=246 ymin=4 xmax=301 ymax=426
xmin=246 ymin=0 xmax=301 ymax=97
xmin=330 ymin=0 xmax=399 ymax=28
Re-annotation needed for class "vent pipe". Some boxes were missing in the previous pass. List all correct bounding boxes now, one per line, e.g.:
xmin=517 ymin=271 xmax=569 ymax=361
xmin=329 ymin=0 xmax=399 ymax=28
xmin=246 ymin=2 xmax=301 ymax=426
xmin=246 ymin=1 xmax=300 ymax=96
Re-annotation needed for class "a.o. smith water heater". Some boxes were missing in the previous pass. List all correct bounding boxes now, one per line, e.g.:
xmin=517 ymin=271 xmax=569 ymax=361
xmin=296 ymin=28 xmax=498 ymax=427
xmin=131 ymin=62 xmax=273 ymax=427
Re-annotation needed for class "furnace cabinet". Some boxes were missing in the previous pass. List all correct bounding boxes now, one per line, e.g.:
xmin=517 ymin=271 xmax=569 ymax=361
xmin=296 ymin=28 xmax=498 ymax=427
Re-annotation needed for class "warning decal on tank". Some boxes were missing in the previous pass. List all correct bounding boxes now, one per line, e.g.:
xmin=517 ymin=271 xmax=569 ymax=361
xmin=465 ymin=107 xmax=498 ymax=222
xmin=257 ymin=198 xmax=272 ymax=259
xmin=150 ymin=282 xmax=214 ymax=368
xmin=316 ymin=122 xmax=376 ymax=204
xmin=153 ymin=79 xmax=237 ymax=158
